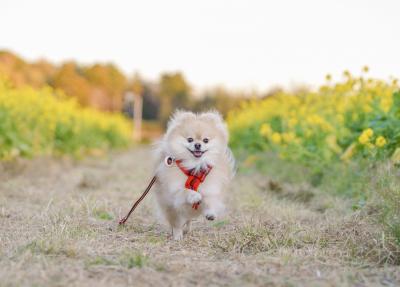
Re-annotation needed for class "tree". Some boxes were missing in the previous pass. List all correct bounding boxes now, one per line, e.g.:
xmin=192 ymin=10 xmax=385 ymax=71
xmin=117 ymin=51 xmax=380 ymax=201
xmin=84 ymin=64 xmax=127 ymax=111
xmin=142 ymin=82 xmax=159 ymax=120
xmin=193 ymin=86 xmax=246 ymax=117
xmin=52 ymin=62 xmax=91 ymax=106
xmin=158 ymin=72 xmax=191 ymax=125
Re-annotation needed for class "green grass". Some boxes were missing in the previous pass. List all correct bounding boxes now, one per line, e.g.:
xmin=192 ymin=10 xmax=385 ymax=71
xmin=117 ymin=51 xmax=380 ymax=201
xmin=86 ymin=256 xmax=117 ymax=267
xmin=119 ymin=252 xmax=149 ymax=269
xmin=213 ymin=220 xmax=230 ymax=228
xmin=94 ymin=209 xmax=114 ymax=220
xmin=85 ymin=253 xmax=150 ymax=269
xmin=20 ymin=239 xmax=77 ymax=258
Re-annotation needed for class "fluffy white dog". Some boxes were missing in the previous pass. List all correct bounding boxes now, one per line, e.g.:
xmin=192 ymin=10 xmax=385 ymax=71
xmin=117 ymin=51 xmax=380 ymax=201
xmin=154 ymin=110 xmax=235 ymax=240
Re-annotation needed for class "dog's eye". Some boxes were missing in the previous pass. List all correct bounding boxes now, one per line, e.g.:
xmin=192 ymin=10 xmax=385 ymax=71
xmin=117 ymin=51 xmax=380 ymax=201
xmin=203 ymin=138 xmax=209 ymax=144
xmin=187 ymin=137 xmax=194 ymax=143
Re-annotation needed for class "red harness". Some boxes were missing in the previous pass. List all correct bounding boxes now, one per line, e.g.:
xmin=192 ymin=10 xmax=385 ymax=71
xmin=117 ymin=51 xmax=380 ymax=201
xmin=175 ymin=160 xmax=212 ymax=210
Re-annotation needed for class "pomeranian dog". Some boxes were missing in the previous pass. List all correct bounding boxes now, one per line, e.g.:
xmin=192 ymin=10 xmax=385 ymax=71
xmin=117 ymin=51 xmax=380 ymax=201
xmin=154 ymin=110 xmax=235 ymax=240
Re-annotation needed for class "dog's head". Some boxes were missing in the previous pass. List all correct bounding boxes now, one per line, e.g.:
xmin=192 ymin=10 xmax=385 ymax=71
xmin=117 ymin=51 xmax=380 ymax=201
xmin=163 ymin=110 xmax=228 ymax=167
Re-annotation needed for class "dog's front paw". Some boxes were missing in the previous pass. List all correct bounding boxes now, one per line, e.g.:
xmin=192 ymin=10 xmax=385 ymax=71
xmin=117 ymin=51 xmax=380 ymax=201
xmin=205 ymin=213 xmax=216 ymax=221
xmin=186 ymin=189 xmax=202 ymax=205
xmin=172 ymin=228 xmax=183 ymax=241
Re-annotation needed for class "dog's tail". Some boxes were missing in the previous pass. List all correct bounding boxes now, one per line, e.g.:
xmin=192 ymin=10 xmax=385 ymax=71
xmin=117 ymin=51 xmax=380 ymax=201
xmin=225 ymin=147 xmax=236 ymax=180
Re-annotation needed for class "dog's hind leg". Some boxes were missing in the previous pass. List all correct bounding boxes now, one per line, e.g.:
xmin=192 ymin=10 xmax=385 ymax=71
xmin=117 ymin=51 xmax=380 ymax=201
xmin=166 ymin=209 xmax=186 ymax=240
xmin=171 ymin=217 xmax=185 ymax=240
xmin=183 ymin=220 xmax=192 ymax=234
xmin=202 ymin=195 xmax=224 ymax=221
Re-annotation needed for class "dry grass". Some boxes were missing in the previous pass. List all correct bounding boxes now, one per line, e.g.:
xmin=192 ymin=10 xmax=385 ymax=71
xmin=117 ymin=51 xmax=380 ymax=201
xmin=0 ymin=147 xmax=399 ymax=286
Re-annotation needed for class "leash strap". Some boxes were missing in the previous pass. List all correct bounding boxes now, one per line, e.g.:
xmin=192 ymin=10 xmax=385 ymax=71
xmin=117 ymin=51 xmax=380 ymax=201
xmin=119 ymin=176 xmax=157 ymax=225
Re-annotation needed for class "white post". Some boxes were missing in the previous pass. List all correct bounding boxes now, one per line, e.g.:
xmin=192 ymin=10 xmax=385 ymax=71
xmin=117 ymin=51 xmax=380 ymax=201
xmin=133 ymin=92 xmax=143 ymax=142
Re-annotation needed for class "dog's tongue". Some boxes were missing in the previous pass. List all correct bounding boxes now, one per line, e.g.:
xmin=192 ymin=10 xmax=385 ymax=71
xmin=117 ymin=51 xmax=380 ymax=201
xmin=193 ymin=151 xmax=203 ymax=157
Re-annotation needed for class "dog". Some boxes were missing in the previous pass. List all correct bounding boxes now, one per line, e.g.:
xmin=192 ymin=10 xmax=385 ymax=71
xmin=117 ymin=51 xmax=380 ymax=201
xmin=153 ymin=110 xmax=235 ymax=240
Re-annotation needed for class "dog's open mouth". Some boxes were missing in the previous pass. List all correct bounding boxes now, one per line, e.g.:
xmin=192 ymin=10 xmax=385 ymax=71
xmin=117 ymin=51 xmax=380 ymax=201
xmin=188 ymin=149 xmax=206 ymax=158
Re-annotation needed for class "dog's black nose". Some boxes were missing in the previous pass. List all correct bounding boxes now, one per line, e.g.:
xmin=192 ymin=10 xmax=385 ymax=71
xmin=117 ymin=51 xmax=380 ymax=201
xmin=194 ymin=143 xmax=201 ymax=150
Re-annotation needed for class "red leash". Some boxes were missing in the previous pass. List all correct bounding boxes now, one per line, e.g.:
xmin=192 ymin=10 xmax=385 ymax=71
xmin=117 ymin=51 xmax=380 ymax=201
xmin=118 ymin=157 xmax=212 ymax=225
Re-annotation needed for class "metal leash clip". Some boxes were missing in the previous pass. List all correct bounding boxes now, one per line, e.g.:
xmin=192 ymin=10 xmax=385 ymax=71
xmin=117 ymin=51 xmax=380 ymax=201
xmin=164 ymin=156 xmax=175 ymax=167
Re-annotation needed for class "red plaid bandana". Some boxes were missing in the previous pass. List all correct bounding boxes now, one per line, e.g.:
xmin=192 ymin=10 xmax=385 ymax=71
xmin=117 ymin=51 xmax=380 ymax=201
xmin=175 ymin=160 xmax=212 ymax=209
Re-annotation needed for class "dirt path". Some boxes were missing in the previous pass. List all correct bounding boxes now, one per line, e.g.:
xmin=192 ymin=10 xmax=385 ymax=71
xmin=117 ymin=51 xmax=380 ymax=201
xmin=0 ymin=147 xmax=398 ymax=286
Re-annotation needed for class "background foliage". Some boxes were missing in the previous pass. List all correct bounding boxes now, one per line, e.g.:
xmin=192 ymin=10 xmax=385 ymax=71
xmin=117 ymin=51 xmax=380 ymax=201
xmin=0 ymin=51 xmax=247 ymax=125
xmin=228 ymin=70 xmax=400 ymax=166
xmin=0 ymin=80 xmax=131 ymax=159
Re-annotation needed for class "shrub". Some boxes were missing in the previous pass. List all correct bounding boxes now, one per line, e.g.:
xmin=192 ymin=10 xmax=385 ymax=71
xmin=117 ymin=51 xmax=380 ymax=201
xmin=0 ymin=80 xmax=132 ymax=159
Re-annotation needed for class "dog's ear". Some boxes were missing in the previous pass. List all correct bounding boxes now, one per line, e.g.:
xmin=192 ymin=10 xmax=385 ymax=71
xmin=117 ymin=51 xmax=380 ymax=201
xmin=199 ymin=111 xmax=229 ymax=143
xmin=167 ymin=110 xmax=196 ymax=132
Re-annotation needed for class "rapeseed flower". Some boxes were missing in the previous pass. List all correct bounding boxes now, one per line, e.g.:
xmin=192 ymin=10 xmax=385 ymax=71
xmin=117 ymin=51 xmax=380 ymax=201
xmin=271 ymin=132 xmax=282 ymax=144
xmin=375 ymin=136 xmax=387 ymax=147
xmin=0 ymin=82 xmax=132 ymax=159
xmin=227 ymin=71 xmax=398 ymax=163
xmin=259 ymin=123 xmax=272 ymax=137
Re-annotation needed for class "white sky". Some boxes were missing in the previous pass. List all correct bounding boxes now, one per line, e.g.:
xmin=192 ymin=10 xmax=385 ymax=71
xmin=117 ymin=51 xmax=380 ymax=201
xmin=1 ymin=0 xmax=399 ymax=91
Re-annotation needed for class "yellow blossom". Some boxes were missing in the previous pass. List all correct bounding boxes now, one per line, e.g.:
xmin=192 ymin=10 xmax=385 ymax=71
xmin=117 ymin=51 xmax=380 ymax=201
xmin=363 ymin=105 xmax=372 ymax=113
xmin=259 ymin=123 xmax=272 ymax=137
xmin=380 ymin=98 xmax=392 ymax=113
xmin=358 ymin=129 xmax=373 ymax=145
xmin=358 ymin=134 xmax=369 ymax=144
xmin=375 ymin=136 xmax=387 ymax=147
xmin=288 ymin=118 xmax=298 ymax=128
xmin=343 ymin=70 xmax=351 ymax=78
xmin=271 ymin=132 xmax=282 ymax=144
xmin=365 ymin=128 xmax=373 ymax=137
xmin=282 ymin=132 xmax=296 ymax=143
xmin=336 ymin=114 xmax=345 ymax=124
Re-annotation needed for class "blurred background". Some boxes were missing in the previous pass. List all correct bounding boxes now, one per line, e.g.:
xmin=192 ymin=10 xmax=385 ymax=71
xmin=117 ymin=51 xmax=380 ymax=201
xmin=1 ymin=0 xmax=399 ymax=165
xmin=2 ymin=1 xmax=399 ymax=121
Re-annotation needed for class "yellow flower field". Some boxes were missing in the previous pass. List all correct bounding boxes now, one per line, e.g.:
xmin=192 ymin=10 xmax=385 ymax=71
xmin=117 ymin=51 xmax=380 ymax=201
xmin=0 ymin=80 xmax=132 ymax=159
xmin=228 ymin=70 xmax=400 ymax=165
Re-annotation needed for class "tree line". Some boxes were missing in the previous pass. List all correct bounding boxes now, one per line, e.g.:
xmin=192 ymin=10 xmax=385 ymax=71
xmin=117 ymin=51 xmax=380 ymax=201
xmin=0 ymin=50 xmax=260 ymax=124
